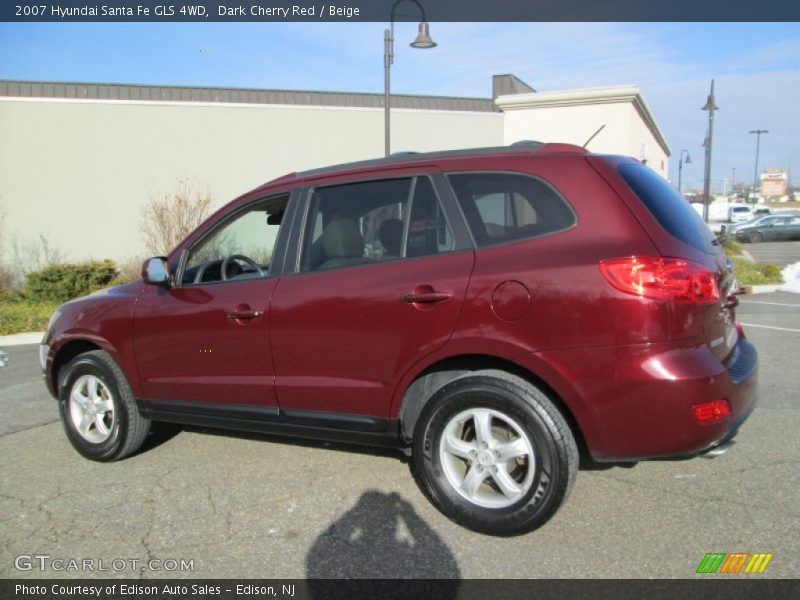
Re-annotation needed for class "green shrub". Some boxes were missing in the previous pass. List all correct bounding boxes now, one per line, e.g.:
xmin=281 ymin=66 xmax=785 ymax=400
xmin=721 ymin=237 xmax=743 ymax=258
xmin=23 ymin=260 xmax=118 ymax=303
xmin=0 ymin=300 xmax=58 ymax=335
xmin=759 ymin=264 xmax=783 ymax=281
xmin=731 ymin=257 xmax=783 ymax=286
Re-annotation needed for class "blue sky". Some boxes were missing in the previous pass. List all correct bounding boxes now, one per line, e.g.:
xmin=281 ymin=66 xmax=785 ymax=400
xmin=1 ymin=22 xmax=798 ymax=190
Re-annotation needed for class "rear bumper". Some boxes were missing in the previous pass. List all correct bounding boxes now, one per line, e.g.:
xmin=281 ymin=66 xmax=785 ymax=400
xmin=519 ymin=336 xmax=758 ymax=461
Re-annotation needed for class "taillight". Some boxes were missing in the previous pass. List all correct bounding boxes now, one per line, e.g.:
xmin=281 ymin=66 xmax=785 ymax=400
xmin=599 ymin=257 xmax=720 ymax=304
xmin=692 ymin=399 xmax=731 ymax=423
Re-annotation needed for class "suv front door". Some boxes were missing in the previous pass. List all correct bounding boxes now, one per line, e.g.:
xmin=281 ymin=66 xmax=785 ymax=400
xmin=133 ymin=193 xmax=291 ymax=408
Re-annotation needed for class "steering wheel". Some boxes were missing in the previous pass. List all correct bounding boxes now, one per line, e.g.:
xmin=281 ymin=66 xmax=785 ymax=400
xmin=221 ymin=254 xmax=265 ymax=281
xmin=192 ymin=259 xmax=221 ymax=284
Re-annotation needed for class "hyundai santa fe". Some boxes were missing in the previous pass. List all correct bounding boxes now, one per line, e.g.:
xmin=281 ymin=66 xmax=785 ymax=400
xmin=41 ymin=143 xmax=757 ymax=536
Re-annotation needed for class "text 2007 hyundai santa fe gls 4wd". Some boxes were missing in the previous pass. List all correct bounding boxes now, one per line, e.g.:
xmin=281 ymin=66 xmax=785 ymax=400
xmin=41 ymin=143 xmax=757 ymax=536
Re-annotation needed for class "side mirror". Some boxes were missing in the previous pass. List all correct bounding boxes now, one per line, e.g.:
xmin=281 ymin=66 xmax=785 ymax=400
xmin=142 ymin=257 xmax=170 ymax=285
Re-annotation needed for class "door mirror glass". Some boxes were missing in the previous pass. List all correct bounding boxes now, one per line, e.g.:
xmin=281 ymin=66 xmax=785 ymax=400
xmin=142 ymin=257 xmax=170 ymax=285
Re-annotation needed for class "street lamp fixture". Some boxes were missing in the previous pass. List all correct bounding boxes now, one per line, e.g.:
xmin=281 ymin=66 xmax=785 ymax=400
xmin=749 ymin=129 xmax=769 ymax=204
xmin=678 ymin=149 xmax=691 ymax=194
xmin=701 ymin=79 xmax=718 ymax=222
xmin=384 ymin=0 xmax=436 ymax=157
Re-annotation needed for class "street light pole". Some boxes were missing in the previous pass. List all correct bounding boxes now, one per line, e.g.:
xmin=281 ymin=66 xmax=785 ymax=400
xmin=384 ymin=0 xmax=436 ymax=157
xmin=749 ymin=129 xmax=768 ymax=203
xmin=678 ymin=149 xmax=691 ymax=194
xmin=701 ymin=79 xmax=718 ymax=223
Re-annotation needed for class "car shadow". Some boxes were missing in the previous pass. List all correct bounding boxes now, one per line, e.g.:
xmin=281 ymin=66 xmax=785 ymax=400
xmin=142 ymin=422 xmax=642 ymax=471
xmin=162 ymin=424 xmax=407 ymax=461
xmin=306 ymin=490 xmax=460 ymax=595
xmin=140 ymin=421 xmax=183 ymax=452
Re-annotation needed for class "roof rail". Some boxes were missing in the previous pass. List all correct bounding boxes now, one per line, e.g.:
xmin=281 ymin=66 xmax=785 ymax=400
xmin=295 ymin=142 xmax=548 ymax=180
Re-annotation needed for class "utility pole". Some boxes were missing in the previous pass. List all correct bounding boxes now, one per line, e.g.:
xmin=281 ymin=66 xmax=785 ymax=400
xmin=749 ymin=129 xmax=768 ymax=203
xmin=701 ymin=80 xmax=718 ymax=222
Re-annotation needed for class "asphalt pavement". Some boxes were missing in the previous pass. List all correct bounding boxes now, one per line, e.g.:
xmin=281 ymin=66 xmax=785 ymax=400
xmin=1 ymin=292 xmax=798 ymax=579
xmin=743 ymin=240 xmax=800 ymax=269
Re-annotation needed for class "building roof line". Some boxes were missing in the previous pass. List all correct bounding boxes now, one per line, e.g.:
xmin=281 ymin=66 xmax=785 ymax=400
xmin=495 ymin=85 xmax=672 ymax=156
xmin=0 ymin=79 xmax=499 ymax=113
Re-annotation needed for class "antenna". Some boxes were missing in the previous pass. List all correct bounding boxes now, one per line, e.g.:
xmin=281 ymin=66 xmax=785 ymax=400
xmin=583 ymin=125 xmax=606 ymax=148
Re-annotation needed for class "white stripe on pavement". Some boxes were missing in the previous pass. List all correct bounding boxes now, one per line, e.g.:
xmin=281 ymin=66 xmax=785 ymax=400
xmin=739 ymin=301 xmax=800 ymax=308
xmin=740 ymin=323 xmax=800 ymax=333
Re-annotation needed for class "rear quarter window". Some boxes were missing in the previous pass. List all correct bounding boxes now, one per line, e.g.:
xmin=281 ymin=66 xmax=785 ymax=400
xmin=447 ymin=172 xmax=575 ymax=247
xmin=618 ymin=163 xmax=720 ymax=254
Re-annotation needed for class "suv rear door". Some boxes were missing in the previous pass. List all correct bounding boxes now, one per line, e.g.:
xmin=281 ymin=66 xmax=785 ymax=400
xmin=269 ymin=173 xmax=474 ymax=419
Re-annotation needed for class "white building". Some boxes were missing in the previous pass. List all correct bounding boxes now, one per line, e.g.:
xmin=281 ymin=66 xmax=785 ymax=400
xmin=0 ymin=74 xmax=670 ymax=262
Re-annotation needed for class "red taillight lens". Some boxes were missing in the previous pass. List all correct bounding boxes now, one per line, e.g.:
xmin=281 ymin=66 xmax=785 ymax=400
xmin=692 ymin=399 xmax=732 ymax=423
xmin=599 ymin=257 xmax=720 ymax=304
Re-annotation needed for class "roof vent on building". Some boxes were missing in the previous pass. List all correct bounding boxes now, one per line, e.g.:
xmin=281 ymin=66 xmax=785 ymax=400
xmin=492 ymin=74 xmax=537 ymax=99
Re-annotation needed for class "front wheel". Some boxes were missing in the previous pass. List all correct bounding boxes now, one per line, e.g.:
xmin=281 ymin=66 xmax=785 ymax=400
xmin=58 ymin=350 xmax=150 ymax=461
xmin=748 ymin=232 xmax=763 ymax=243
xmin=412 ymin=372 xmax=578 ymax=536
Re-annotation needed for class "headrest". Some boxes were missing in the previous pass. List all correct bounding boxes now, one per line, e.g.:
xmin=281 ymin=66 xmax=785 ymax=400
xmin=321 ymin=219 xmax=365 ymax=258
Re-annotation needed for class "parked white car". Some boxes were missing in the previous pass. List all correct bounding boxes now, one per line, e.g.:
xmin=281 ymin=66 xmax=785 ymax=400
xmin=728 ymin=205 xmax=753 ymax=223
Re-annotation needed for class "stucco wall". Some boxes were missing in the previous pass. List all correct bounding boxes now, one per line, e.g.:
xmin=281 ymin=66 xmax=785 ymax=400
xmin=0 ymin=98 xmax=502 ymax=262
xmin=498 ymin=90 xmax=670 ymax=179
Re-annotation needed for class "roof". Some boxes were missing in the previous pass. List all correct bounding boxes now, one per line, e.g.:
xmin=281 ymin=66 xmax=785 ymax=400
xmin=0 ymin=79 xmax=498 ymax=113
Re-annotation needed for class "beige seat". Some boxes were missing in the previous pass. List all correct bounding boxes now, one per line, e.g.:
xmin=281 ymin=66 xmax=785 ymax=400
xmin=318 ymin=219 xmax=371 ymax=270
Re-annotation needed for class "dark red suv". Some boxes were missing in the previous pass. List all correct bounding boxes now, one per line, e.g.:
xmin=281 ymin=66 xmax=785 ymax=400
xmin=42 ymin=143 xmax=757 ymax=535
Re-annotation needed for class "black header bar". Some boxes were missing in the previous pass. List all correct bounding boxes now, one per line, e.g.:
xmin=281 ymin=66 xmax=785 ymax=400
xmin=3 ymin=0 xmax=800 ymax=22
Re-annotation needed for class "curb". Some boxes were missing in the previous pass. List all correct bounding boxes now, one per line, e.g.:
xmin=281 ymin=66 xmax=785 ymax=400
xmin=743 ymin=284 xmax=783 ymax=294
xmin=0 ymin=331 xmax=44 ymax=346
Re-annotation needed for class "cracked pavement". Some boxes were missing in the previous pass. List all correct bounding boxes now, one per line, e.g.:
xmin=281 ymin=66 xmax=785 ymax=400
xmin=0 ymin=292 xmax=798 ymax=578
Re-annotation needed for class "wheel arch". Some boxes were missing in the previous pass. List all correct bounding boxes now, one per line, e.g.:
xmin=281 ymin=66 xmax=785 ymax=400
xmin=395 ymin=353 xmax=589 ymax=456
xmin=50 ymin=339 xmax=104 ymax=396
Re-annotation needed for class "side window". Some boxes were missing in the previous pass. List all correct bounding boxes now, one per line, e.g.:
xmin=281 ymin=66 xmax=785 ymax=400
xmin=181 ymin=195 xmax=288 ymax=285
xmin=447 ymin=172 xmax=575 ymax=247
xmin=300 ymin=176 xmax=453 ymax=272
xmin=407 ymin=177 xmax=454 ymax=257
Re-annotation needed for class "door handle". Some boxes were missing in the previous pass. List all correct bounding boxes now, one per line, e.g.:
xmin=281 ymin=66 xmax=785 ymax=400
xmin=401 ymin=290 xmax=452 ymax=304
xmin=227 ymin=308 xmax=263 ymax=320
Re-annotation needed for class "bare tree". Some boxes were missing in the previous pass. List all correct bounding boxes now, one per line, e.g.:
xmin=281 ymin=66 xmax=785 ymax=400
xmin=140 ymin=180 xmax=214 ymax=255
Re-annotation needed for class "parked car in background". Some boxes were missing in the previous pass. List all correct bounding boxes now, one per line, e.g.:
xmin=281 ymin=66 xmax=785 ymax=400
xmin=41 ymin=143 xmax=758 ymax=536
xmin=728 ymin=213 xmax=787 ymax=235
xmin=728 ymin=205 xmax=753 ymax=223
xmin=736 ymin=214 xmax=800 ymax=243
xmin=0 ymin=349 xmax=8 ymax=367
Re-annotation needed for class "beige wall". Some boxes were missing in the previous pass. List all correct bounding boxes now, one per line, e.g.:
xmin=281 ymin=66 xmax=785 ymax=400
xmin=0 ymin=98 xmax=502 ymax=262
xmin=497 ymin=87 xmax=670 ymax=179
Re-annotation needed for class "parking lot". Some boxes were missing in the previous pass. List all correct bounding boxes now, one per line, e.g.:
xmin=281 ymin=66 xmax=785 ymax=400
xmin=1 ymin=292 xmax=799 ymax=579
xmin=743 ymin=240 xmax=800 ymax=269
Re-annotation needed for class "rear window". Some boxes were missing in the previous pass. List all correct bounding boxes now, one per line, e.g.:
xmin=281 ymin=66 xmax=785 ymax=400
xmin=618 ymin=163 xmax=720 ymax=254
xmin=447 ymin=172 xmax=575 ymax=247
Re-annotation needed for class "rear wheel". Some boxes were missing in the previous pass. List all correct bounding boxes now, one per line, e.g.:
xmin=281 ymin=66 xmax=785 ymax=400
xmin=412 ymin=371 xmax=578 ymax=536
xmin=748 ymin=232 xmax=763 ymax=243
xmin=58 ymin=350 xmax=150 ymax=461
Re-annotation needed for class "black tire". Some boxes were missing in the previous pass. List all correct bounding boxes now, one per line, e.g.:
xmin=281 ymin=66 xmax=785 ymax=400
xmin=411 ymin=371 xmax=578 ymax=536
xmin=57 ymin=350 xmax=150 ymax=461
xmin=748 ymin=232 xmax=763 ymax=243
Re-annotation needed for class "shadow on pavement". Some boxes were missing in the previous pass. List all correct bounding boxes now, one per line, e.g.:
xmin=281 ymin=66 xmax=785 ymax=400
xmin=306 ymin=490 xmax=460 ymax=595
